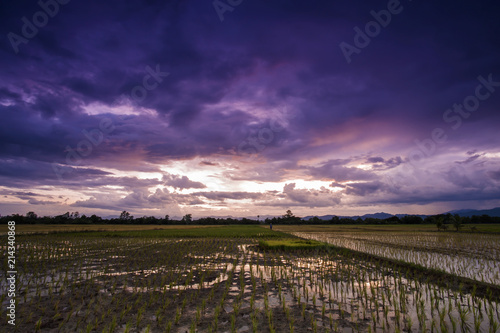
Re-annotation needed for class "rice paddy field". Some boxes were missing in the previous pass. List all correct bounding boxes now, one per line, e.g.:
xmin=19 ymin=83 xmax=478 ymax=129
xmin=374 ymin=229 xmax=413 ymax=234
xmin=277 ymin=225 xmax=500 ymax=285
xmin=1 ymin=224 xmax=500 ymax=332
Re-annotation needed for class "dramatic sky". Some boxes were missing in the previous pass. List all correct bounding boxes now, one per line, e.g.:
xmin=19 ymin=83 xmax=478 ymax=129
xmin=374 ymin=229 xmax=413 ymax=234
xmin=1 ymin=0 xmax=500 ymax=219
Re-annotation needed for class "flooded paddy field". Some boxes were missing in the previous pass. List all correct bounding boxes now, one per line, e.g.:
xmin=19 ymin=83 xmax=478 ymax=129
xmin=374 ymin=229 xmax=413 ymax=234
xmin=1 ymin=225 xmax=499 ymax=332
xmin=286 ymin=230 xmax=500 ymax=285
xmin=0 ymin=224 xmax=224 ymax=235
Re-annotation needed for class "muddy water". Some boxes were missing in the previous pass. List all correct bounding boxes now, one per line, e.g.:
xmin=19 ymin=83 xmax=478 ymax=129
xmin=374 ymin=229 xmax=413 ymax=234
xmin=3 ymin=238 xmax=500 ymax=332
xmin=292 ymin=231 xmax=500 ymax=286
xmin=245 ymin=248 xmax=500 ymax=332
xmin=151 ymin=245 xmax=500 ymax=332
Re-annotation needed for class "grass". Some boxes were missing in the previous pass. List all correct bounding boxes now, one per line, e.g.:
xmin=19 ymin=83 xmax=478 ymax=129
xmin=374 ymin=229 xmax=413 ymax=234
xmin=259 ymin=239 xmax=328 ymax=250
xmin=0 ymin=224 xmax=219 ymax=235
xmin=4 ymin=223 xmax=500 ymax=235
xmin=272 ymin=223 xmax=500 ymax=234
xmin=38 ymin=225 xmax=290 ymax=239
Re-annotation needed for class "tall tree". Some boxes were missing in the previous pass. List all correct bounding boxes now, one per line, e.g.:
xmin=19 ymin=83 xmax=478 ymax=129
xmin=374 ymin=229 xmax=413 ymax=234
xmin=182 ymin=214 xmax=192 ymax=224
xmin=119 ymin=211 xmax=133 ymax=221
xmin=26 ymin=211 xmax=37 ymax=220
xmin=452 ymin=214 xmax=463 ymax=232
xmin=283 ymin=210 xmax=294 ymax=219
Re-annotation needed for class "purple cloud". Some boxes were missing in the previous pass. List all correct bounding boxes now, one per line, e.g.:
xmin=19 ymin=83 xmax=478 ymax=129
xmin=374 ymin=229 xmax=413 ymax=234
xmin=0 ymin=0 xmax=500 ymax=217
xmin=163 ymin=174 xmax=206 ymax=190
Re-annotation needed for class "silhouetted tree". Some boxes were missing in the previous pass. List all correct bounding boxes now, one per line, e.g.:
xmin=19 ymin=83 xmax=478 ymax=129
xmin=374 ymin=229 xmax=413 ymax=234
xmin=452 ymin=214 xmax=463 ymax=232
xmin=282 ymin=209 xmax=301 ymax=224
xmin=26 ymin=211 xmax=37 ymax=220
xmin=284 ymin=210 xmax=294 ymax=219
xmin=182 ymin=214 xmax=192 ymax=224
xmin=310 ymin=216 xmax=321 ymax=224
xmin=434 ymin=216 xmax=444 ymax=231
xmin=119 ymin=211 xmax=133 ymax=221
xmin=385 ymin=216 xmax=401 ymax=224
xmin=400 ymin=215 xmax=423 ymax=224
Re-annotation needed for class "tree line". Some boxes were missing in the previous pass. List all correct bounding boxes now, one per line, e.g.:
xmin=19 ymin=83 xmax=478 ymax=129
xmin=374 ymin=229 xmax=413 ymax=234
xmin=1 ymin=209 xmax=499 ymax=226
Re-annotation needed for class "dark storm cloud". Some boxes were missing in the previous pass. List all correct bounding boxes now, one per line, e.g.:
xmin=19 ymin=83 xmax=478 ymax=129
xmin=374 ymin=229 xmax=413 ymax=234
xmin=306 ymin=159 xmax=375 ymax=182
xmin=72 ymin=187 xmax=197 ymax=212
xmin=373 ymin=187 xmax=500 ymax=206
xmin=366 ymin=157 xmax=385 ymax=164
xmin=223 ymin=160 xmax=294 ymax=183
xmin=0 ymin=189 xmax=50 ymax=202
xmin=28 ymin=198 xmax=58 ymax=205
xmin=0 ymin=159 xmax=110 ymax=188
xmin=199 ymin=161 xmax=218 ymax=166
xmin=444 ymin=165 xmax=495 ymax=190
xmin=345 ymin=181 xmax=386 ymax=197
xmin=0 ymin=190 xmax=37 ymax=198
xmin=2 ymin=0 xmax=499 ymax=163
xmin=352 ymin=161 xmax=500 ymax=206
xmin=258 ymin=183 xmax=341 ymax=208
xmin=455 ymin=154 xmax=484 ymax=165
xmin=0 ymin=87 xmax=21 ymax=100
xmin=0 ymin=156 xmax=165 ymax=192
xmin=367 ymin=156 xmax=404 ymax=170
xmin=488 ymin=170 xmax=500 ymax=182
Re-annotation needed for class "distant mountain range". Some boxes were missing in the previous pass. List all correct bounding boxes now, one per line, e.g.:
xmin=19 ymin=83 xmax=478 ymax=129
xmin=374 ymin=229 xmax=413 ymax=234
xmin=302 ymin=212 xmax=424 ymax=221
xmin=105 ymin=207 xmax=500 ymax=220
xmin=302 ymin=207 xmax=500 ymax=221
xmin=448 ymin=207 xmax=500 ymax=217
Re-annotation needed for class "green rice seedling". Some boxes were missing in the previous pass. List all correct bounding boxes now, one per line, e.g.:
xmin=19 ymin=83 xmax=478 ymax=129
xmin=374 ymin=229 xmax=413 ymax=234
xmin=251 ymin=312 xmax=258 ymax=333
xmin=189 ymin=319 xmax=196 ymax=333
xmin=35 ymin=318 xmax=43 ymax=332
xmin=136 ymin=305 xmax=146 ymax=327
xmin=214 ymin=303 xmax=221 ymax=318
xmin=407 ymin=315 xmax=414 ymax=332
xmin=490 ymin=319 xmax=499 ymax=333
xmin=194 ymin=305 xmax=202 ymax=323
xmin=250 ymin=293 xmax=255 ymax=310
xmin=310 ymin=312 xmax=317 ymax=333
xmin=174 ymin=306 xmax=181 ymax=325
xmin=230 ymin=313 xmax=236 ymax=333
xmin=474 ymin=314 xmax=482 ymax=332
xmin=124 ymin=321 xmax=132 ymax=333
xmin=268 ymin=311 xmax=276 ymax=333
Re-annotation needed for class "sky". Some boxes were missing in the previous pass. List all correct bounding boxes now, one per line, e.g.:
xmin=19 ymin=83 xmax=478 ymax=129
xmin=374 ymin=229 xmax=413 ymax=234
xmin=1 ymin=0 xmax=500 ymax=219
